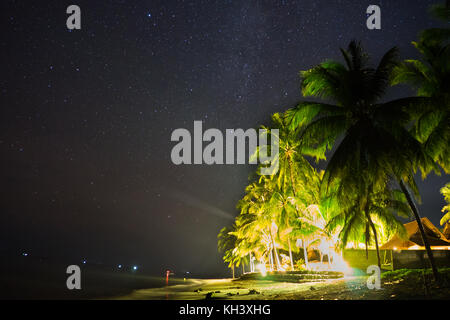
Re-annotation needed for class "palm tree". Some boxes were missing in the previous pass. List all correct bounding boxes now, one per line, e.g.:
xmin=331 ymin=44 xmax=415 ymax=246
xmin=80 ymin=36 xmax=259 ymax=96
xmin=265 ymin=189 xmax=298 ymax=270
xmin=286 ymin=40 xmax=440 ymax=280
xmin=259 ymin=113 xmax=316 ymax=193
xmin=420 ymin=1 xmax=450 ymax=45
xmin=326 ymin=178 xmax=410 ymax=268
xmin=218 ymin=226 xmax=237 ymax=278
xmin=391 ymin=36 xmax=450 ymax=173
xmin=440 ymin=182 xmax=450 ymax=226
xmin=286 ymin=168 xmax=328 ymax=269
xmin=388 ymin=3 xmax=449 ymax=278
xmin=218 ymin=224 xmax=254 ymax=277
xmin=295 ymin=204 xmax=335 ymax=265
xmin=235 ymin=179 xmax=283 ymax=271
xmin=256 ymin=113 xmax=319 ymax=270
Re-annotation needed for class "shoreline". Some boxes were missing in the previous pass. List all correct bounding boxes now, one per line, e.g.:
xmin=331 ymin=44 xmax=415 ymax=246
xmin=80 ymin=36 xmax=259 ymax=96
xmin=113 ymin=272 xmax=450 ymax=300
xmin=113 ymin=277 xmax=369 ymax=300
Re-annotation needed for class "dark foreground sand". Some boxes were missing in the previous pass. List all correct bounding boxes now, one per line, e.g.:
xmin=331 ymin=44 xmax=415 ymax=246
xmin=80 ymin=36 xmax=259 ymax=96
xmin=113 ymin=276 xmax=450 ymax=300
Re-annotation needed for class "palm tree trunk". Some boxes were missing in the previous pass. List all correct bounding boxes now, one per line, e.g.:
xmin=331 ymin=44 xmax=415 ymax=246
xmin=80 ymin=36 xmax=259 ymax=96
xmin=242 ymin=263 xmax=245 ymax=275
xmin=366 ymin=209 xmax=381 ymax=269
xmin=302 ymin=238 xmax=309 ymax=269
xmin=287 ymin=159 xmax=299 ymax=271
xmin=399 ymin=179 xmax=439 ymax=282
xmin=272 ymin=248 xmax=277 ymax=271
xmin=272 ymin=239 xmax=281 ymax=270
xmin=288 ymin=159 xmax=298 ymax=197
xmin=270 ymin=230 xmax=281 ymax=270
xmin=232 ymin=264 xmax=235 ymax=279
xmin=288 ymin=237 xmax=294 ymax=271
xmin=269 ymin=249 xmax=274 ymax=271
xmin=365 ymin=224 xmax=369 ymax=260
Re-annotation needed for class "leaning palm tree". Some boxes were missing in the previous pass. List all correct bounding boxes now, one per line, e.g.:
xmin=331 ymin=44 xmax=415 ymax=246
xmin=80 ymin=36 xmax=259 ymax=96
xmin=286 ymin=40 xmax=440 ymax=280
xmin=391 ymin=1 xmax=449 ymax=173
xmin=390 ymin=38 xmax=450 ymax=173
xmin=388 ymin=3 xmax=449 ymax=279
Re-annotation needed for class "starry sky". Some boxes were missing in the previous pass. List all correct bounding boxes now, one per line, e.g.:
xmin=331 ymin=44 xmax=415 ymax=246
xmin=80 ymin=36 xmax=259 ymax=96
xmin=1 ymin=0 xmax=448 ymax=276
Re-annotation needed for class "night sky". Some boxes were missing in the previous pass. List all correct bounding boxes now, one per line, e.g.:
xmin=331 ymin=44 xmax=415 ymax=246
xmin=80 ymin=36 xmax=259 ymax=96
xmin=1 ymin=0 xmax=448 ymax=276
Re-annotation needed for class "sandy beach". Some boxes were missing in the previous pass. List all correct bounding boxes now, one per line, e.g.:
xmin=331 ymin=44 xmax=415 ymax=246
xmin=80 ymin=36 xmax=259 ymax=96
xmin=111 ymin=277 xmax=402 ymax=300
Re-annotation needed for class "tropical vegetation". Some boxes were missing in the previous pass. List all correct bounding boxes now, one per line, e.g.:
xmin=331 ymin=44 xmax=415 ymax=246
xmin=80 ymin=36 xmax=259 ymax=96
xmin=218 ymin=2 xmax=449 ymax=282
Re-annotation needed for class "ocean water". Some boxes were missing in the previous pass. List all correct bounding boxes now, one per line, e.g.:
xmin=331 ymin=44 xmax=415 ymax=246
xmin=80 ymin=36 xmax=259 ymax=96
xmin=0 ymin=255 xmax=187 ymax=299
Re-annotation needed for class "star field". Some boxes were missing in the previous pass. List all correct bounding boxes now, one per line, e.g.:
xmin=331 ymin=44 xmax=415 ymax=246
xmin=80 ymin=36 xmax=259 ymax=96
xmin=0 ymin=0 xmax=447 ymax=276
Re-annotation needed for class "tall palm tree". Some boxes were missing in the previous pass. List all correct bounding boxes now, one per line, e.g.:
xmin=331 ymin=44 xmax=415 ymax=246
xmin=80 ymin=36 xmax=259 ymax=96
xmin=286 ymin=40 xmax=440 ymax=280
xmin=256 ymin=113 xmax=319 ymax=270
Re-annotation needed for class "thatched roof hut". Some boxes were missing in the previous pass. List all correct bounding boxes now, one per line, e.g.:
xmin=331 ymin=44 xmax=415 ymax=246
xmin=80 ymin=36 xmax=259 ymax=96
xmin=380 ymin=217 xmax=450 ymax=250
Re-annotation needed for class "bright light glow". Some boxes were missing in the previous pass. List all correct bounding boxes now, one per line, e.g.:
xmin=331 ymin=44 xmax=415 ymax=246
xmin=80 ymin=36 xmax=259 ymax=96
xmin=256 ymin=263 xmax=267 ymax=277
xmin=133 ymin=266 xmax=138 ymax=270
xmin=331 ymin=255 xmax=352 ymax=276
xmin=118 ymin=264 xmax=122 ymax=269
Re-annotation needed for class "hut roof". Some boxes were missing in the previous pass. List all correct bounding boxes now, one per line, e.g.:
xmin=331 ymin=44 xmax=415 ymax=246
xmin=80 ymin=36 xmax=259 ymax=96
xmin=380 ymin=235 xmax=417 ymax=250
xmin=380 ymin=217 xmax=450 ymax=250
xmin=444 ymin=223 xmax=450 ymax=240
